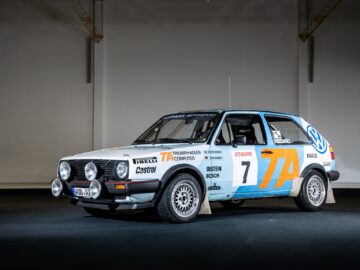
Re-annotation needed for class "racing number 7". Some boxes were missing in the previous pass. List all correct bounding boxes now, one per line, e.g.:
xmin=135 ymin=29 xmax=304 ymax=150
xmin=241 ymin=161 xmax=250 ymax=183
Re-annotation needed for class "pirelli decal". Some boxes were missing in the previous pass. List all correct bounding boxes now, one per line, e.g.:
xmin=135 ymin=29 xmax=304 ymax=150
xmin=133 ymin=157 xmax=157 ymax=165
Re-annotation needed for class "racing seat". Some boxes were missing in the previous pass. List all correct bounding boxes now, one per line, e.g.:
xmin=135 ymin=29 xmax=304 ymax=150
xmin=235 ymin=126 xmax=258 ymax=145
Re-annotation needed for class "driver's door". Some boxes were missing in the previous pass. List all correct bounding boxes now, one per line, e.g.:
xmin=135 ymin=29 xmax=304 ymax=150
xmin=207 ymin=113 xmax=270 ymax=201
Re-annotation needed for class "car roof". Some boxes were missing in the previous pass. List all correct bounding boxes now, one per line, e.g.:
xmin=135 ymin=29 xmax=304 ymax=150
xmin=176 ymin=109 xmax=299 ymax=117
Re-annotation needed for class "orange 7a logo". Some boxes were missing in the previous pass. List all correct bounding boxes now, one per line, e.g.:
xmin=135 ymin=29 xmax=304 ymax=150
xmin=259 ymin=148 xmax=300 ymax=189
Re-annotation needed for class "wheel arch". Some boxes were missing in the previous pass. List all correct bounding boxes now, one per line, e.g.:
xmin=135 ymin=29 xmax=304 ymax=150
xmin=301 ymin=163 xmax=328 ymax=182
xmin=154 ymin=164 xmax=207 ymax=205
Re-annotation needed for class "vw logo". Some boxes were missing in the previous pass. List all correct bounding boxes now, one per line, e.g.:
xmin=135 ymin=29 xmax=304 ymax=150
xmin=307 ymin=125 xmax=327 ymax=154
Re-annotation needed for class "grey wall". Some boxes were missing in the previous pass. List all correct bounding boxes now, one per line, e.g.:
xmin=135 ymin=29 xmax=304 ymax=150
xmin=0 ymin=0 xmax=359 ymax=188
xmin=304 ymin=0 xmax=360 ymax=187
xmin=104 ymin=0 xmax=298 ymax=147
xmin=0 ymin=0 xmax=93 ymax=187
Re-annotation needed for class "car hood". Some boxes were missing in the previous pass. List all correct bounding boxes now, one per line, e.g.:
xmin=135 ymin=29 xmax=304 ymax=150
xmin=61 ymin=144 xmax=204 ymax=161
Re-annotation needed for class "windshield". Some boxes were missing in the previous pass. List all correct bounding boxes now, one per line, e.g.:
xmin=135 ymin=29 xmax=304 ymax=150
xmin=133 ymin=113 xmax=220 ymax=144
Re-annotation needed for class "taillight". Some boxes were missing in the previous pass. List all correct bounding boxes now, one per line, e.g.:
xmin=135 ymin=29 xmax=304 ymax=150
xmin=330 ymin=145 xmax=335 ymax=160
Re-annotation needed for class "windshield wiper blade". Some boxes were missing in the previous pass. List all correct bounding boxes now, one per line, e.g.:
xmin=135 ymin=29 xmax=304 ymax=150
xmin=154 ymin=138 xmax=193 ymax=144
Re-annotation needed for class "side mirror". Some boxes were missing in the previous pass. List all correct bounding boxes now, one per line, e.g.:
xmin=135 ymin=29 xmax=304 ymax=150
xmin=232 ymin=135 xmax=246 ymax=148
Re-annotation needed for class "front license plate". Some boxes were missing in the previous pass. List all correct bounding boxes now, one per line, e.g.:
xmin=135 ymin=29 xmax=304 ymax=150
xmin=73 ymin=188 xmax=91 ymax=198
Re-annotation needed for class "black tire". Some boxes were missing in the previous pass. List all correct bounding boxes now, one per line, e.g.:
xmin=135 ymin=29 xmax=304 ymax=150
xmin=220 ymin=199 xmax=245 ymax=209
xmin=294 ymin=170 xmax=327 ymax=211
xmin=157 ymin=173 xmax=202 ymax=223
xmin=84 ymin=207 xmax=114 ymax=218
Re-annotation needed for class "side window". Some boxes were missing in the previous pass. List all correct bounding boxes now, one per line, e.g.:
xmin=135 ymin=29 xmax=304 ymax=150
xmin=215 ymin=114 xmax=266 ymax=145
xmin=265 ymin=116 xmax=311 ymax=145
xmin=216 ymin=120 xmax=233 ymax=145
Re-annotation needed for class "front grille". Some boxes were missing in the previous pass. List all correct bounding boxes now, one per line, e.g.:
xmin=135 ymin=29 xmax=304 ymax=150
xmin=66 ymin=160 xmax=118 ymax=181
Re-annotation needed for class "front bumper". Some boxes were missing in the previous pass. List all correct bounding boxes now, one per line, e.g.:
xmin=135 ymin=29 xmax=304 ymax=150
xmin=72 ymin=200 xmax=154 ymax=211
xmin=53 ymin=178 xmax=161 ymax=210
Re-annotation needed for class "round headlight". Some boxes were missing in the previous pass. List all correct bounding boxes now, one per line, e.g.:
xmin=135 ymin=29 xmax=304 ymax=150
xmin=59 ymin=161 xmax=71 ymax=180
xmin=51 ymin=178 xmax=63 ymax=198
xmin=89 ymin=180 xmax=102 ymax=199
xmin=116 ymin=161 xmax=128 ymax=179
xmin=85 ymin=162 xmax=97 ymax=181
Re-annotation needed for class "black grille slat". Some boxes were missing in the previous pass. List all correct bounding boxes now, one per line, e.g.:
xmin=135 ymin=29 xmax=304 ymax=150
xmin=67 ymin=160 xmax=117 ymax=181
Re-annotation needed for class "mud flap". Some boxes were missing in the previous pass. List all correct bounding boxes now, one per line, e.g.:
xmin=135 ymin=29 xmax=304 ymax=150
xmin=326 ymin=180 xmax=336 ymax=204
xmin=289 ymin=177 xmax=303 ymax=197
xmin=199 ymin=190 xmax=212 ymax=215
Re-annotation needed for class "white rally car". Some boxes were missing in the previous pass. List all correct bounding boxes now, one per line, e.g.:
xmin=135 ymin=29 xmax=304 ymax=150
xmin=51 ymin=110 xmax=339 ymax=223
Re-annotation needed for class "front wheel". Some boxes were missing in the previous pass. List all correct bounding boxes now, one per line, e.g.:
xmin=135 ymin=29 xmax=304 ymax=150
xmin=157 ymin=173 xmax=202 ymax=223
xmin=294 ymin=170 xmax=327 ymax=211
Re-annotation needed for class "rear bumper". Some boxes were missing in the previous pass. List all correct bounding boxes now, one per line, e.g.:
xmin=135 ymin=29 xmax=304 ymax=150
xmin=327 ymin=170 xmax=340 ymax=181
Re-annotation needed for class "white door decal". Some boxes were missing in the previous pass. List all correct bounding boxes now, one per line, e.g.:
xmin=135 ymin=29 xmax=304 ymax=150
xmin=232 ymin=149 xmax=258 ymax=187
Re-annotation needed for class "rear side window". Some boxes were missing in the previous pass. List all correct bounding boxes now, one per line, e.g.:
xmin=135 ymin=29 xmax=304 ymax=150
xmin=265 ymin=116 xmax=310 ymax=145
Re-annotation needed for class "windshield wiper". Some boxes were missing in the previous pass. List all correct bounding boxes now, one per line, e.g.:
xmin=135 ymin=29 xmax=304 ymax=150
xmin=153 ymin=138 xmax=193 ymax=144
xmin=133 ymin=139 xmax=147 ymax=145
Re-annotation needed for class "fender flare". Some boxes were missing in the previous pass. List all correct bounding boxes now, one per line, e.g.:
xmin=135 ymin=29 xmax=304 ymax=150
xmin=301 ymin=163 xmax=328 ymax=181
xmin=153 ymin=164 xmax=207 ymax=204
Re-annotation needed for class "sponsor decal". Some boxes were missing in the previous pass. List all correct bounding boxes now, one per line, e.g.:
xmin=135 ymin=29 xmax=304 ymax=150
xmin=204 ymin=150 xmax=223 ymax=160
xmin=323 ymin=162 xmax=331 ymax=167
xmin=260 ymin=148 xmax=299 ymax=189
xmin=208 ymin=183 xmax=221 ymax=191
xmin=272 ymin=130 xmax=282 ymax=139
xmin=160 ymin=150 xmax=201 ymax=162
xmin=274 ymin=138 xmax=291 ymax=144
xmin=204 ymin=150 xmax=222 ymax=154
xmin=163 ymin=113 xmax=217 ymax=119
xmin=307 ymin=153 xmax=317 ymax=158
xmin=235 ymin=151 xmax=252 ymax=157
xmin=160 ymin=152 xmax=174 ymax=161
xmin=207 ymin=166 xmax=222 ymax=172
xmin=133 ymin=157 xmax=157 ymax=165
xmin=172 ymin=150 xmax=201 ymax=155
xmin=206 ymin=173 xmax=219 ymax=179
xmin=307 ymin=125 xmax=328 ymax=154
xmin=136 ymin=166 xmax=156 ymax=174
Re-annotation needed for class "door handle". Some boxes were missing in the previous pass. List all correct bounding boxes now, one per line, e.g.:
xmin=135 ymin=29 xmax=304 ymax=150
xmin=261 ymin=150 xmax=273 ymax=155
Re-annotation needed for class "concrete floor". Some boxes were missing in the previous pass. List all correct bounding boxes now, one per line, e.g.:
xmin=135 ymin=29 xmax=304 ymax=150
xmin=1 ymin=190 xmax=360 ymax=269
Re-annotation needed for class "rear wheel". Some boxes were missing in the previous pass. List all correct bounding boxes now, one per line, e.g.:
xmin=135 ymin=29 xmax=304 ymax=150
xmin=294 ymin=170 xmax=327 ymax=211
xmin=84 ymin=207 xmax=114 ymax=218
xmin=157 ymin=173 xmax=202 ymax=223
xmin=220 ymin=199 xmax=245 ymax=209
